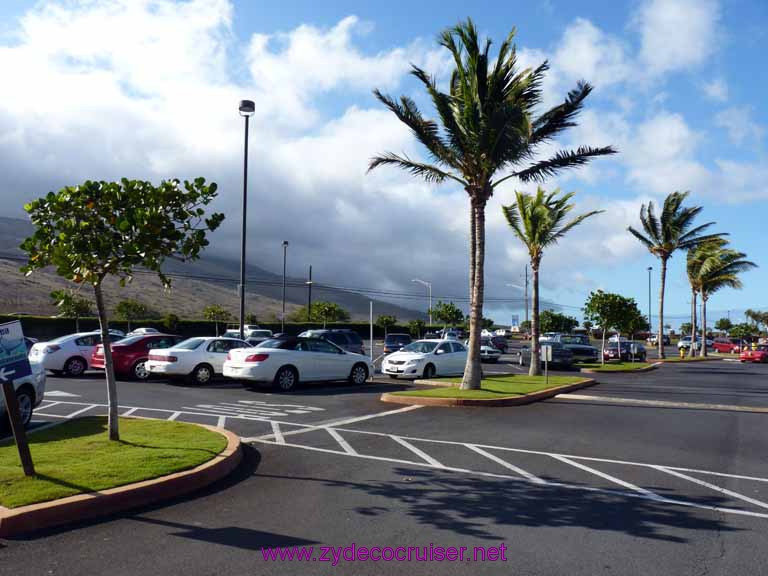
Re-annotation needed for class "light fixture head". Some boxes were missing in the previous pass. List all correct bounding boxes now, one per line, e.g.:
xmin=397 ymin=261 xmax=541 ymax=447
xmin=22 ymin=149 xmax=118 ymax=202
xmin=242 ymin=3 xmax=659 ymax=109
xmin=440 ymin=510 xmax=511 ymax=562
xmin=239 ymin=99 xmax=255 ymax=117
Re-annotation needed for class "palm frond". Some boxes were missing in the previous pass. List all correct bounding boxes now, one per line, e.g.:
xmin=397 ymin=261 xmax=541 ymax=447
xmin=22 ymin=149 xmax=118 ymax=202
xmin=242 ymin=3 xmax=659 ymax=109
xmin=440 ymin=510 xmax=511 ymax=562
xmin=529 ymin=81 xmax=593 ymax=145
xmin=368 ymin=152 xmax=465 ymax=185
xmin=509 ymin=145 xmax=617 ymax=183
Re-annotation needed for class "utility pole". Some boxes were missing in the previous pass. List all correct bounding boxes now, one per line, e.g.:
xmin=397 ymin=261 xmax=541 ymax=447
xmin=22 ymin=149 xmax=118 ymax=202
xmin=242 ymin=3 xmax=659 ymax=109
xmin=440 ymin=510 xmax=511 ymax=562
xmin=281 ymin=241 xmax=289 ymax=333
xmin=306 ymin=265 xmax=313 ymax=323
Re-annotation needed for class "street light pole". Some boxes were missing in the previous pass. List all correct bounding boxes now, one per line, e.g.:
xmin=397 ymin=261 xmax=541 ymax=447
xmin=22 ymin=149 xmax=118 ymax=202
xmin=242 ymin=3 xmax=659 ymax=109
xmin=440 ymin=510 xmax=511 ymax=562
xmin=647 ymin=266 xmax=653 ymax=334
xmin=412 ymin=279 xmax=432 ymax=325
xmin=238 ymin=100 xmax=255 ymax=341
xmin=281 ymin=240 xmax=289 ymax=333
xmin=306 ymin=265 xmax=313 ymax=323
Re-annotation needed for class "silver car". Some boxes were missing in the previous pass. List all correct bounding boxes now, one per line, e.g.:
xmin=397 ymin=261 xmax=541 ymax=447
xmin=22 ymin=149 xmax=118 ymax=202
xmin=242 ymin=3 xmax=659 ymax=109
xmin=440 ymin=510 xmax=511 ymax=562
xmin=1 ymin=362 xmax=47 ymax=428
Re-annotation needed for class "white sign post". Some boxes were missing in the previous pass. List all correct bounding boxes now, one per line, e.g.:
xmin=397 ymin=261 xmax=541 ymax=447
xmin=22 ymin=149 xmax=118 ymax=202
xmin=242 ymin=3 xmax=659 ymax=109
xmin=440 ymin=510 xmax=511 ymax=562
xmin=0 ymin=320 xmax=35 ymax=476
xmin=542 ymin=344 xmax=553 ymax=387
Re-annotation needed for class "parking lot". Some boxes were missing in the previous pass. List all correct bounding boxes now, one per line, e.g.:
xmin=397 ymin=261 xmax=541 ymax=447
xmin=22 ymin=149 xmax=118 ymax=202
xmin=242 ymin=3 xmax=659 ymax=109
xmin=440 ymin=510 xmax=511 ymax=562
xmin=2 ymin=357 xmax=767 ymax=575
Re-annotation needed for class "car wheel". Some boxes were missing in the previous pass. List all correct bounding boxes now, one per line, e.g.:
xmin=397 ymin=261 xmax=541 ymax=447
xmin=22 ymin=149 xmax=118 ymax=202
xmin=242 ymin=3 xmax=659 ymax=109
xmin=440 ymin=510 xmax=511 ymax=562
xmin=273 ymin=366 xmax=298 ymax=392
xmin=190 ymin=364 xmax=214 ymax=385
xmin=64 ymin=357 xmax=86 ymax=377
xmin=16 ymin=387 xmax=34 ymax=427
xmin=422 ymin=364 xmax=436 ymax=379
xmin=132 ymin=359 xmax=150 ymax=381
xmin=349 ymin=363 xmax=369 ymax=385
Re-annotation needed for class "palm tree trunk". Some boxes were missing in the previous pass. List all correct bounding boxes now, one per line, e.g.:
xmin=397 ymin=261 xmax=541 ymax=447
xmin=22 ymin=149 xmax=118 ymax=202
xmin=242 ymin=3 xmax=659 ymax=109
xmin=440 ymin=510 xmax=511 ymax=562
xmin=658 ymin=257 xmax=667 ymax=359
xmin=529 ymin=261 xmax=541 ymax=376
xmin=701 ymin=294 xmax=708 ymax=357
xmin=461 ymin=198 xmax=485 ymax=390
xmin=689 ymin=290 xmax=697 ymax=358
xmin=94 ymin=284 xmax=119 ymax=441
xmin=601 ymin=326 xmax=606 ymax=366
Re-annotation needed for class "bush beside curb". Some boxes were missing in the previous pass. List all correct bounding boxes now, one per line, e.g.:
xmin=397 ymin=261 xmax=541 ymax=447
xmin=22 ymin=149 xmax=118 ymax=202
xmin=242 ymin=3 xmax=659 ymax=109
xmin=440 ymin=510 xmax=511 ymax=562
xmin=580 ymin=362 xmax=662 ymax=374
xmin=379 ymin=378 xmax=596 ymax=407
xmin=0 ymin=424 xmax=241 ymax=538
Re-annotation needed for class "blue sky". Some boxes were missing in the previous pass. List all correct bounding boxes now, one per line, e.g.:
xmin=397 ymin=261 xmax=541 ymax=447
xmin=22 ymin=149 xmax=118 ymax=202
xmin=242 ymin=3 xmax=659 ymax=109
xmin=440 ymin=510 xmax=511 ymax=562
xmin=0 ymin=0 xmax=765 ymax=328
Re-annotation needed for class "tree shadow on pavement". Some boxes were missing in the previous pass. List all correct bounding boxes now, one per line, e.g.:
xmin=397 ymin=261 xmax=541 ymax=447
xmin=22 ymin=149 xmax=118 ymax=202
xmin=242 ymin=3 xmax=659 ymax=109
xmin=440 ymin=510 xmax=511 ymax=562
xmin=259 ymin=467 xmax=745 ymax=544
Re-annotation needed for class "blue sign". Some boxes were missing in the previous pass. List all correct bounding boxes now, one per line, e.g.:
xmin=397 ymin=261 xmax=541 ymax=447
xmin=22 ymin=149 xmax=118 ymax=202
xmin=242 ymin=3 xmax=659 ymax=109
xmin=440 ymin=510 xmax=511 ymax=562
xmin=0 ymin=321 xmax=32 ymax=382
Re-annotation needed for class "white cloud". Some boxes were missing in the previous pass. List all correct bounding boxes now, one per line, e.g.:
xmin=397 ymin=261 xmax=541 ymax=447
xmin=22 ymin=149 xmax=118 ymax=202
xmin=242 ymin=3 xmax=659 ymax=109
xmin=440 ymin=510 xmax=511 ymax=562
xmin=714 ymin=106 xmax=765 ymax=146
xmin=703 ymin=78 xmax=729 ymax=102
xmin=553 ymin=18 xmax=629 ymax=88
xmin=635 ymin=0 xmax=720 ymax=76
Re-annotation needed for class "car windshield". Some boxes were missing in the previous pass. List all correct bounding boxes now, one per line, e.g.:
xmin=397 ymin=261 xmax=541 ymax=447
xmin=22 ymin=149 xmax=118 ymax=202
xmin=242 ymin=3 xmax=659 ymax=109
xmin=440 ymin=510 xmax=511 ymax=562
xmin=385 ymin=334 xmax=411 ymax=344
xmin=559 ymin=336 xmax=584 ymax=344
xmin=401 ymin=341 xmax=439 ymax=353
xmin=174 ymin=338 xmax=205 ymax=350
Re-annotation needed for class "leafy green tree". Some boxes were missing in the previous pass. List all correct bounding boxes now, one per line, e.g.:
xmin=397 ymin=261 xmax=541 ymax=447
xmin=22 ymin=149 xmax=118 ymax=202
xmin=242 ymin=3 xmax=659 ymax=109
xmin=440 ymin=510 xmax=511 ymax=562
xmin=583 ymin=290 xmax=634 ymax=364
xmin=619 ymin=301 xmax=650 ymax=340
xmin=429 ymin=301 xmax=465 ymax=327
xmin=539 ymin=309 xmax=579 ymax=334
xmin=163 ymin=313 xmax=180 ymax=333
xmin=505 ymin=189 xmax=602 ymax=375
xmin=369 ymin=19 xmax=614 ymax=390
xmin=50 ymin=288 xmax=93 ymax=332
xmin=312 ymin=301 xmax=350 ymax=327
xmin=679 ymin=322 xmax=693 ymax=336
xmin=715 ymin=318 xmax=733 ymax=333
xmin=628 ymin=191 xmax=720 ymax=358
xmin=583 ymin=320 xmax=594 ymax=334
xmin=22 ymin=177 xmax=223 ymax=440
xmin=745 ymin=309 xmax=768 ymax=332
xmin=203 ymin=304 xmax=232 ymax=336
xmin=115 ymin=299 xmax=150 ymax=332
xmin=730 ymin=323 xmax=755 ymax=340
xmin=375 ymin=315 xmax=397 ymax=336
xmin=481 ymin=317 xmax=495 ymax=330
xmin=519 ymin=320 xmax=532 ymax=333
xmin=245 ymin=313 xmax=259 ymax=325
xmin=408 ymin=319 xmax=426 ymax=338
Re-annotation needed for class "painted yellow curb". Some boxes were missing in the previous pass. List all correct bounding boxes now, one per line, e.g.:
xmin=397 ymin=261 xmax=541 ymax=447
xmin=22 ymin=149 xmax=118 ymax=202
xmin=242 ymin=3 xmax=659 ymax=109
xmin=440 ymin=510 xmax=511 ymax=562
xmin=0 ymin=423 xmax=241 ymax=538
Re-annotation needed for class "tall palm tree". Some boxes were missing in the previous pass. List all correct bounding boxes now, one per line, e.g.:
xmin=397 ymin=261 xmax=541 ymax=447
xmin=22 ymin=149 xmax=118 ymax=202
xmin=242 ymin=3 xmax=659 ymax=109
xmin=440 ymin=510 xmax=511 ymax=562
xmin=696 ymin=245 xmax=757 ymax=356
xmin=369 ymin=19 xmax=615 ymax=388
xmin=627 ymin=191 xmax=721 ymax=358
xmin=686 ymin=237 xmax=728 ymax=357
xmin=503 ymin=188 xmax=603 ymax=375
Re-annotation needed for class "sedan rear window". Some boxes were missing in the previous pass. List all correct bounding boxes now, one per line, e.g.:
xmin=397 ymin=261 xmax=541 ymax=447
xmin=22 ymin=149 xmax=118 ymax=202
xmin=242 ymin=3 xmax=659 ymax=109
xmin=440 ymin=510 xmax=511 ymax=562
xmin=174 ymin=338 xmax=205 ymax=350
xmin=385 ymin=334 xmax=411 ymax=344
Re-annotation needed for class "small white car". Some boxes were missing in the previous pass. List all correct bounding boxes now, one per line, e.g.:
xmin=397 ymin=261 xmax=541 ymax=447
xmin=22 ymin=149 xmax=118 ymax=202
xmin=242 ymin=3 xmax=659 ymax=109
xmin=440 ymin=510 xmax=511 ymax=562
xmin=245 ymin=329 xmax=274 ymax=346
xmin=145 ymin=337 xmax=251 ymax=385
xmin=466 ymin=338 xmax=502 ymax=363
xmin=223 ymin=336 xmax=375 ymax=391
xmin=29 ymin=331 xmax=125 ymax=377
xmin=1 ymin=362 xmax=46 ymax=427
xmin=382 ymin=339 xmax=468 ymax=379
xmin=127 ymin=327 xmax=160 ymax=336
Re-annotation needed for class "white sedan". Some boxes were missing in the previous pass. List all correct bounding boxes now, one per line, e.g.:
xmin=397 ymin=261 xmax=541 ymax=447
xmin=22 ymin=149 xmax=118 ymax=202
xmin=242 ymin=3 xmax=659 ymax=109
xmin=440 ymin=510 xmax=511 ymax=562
xmin=1 ymin=362 xmax=46 ymax=427
xmin=223 ymin=336 xmax=375 ymax=391
xmin=382 ymin=339 xmax=467 ymax=379
xmin=146 ymin=337 xmax=250 ymax=385
xmin=29 ymin=331 xmax=125 ymax=377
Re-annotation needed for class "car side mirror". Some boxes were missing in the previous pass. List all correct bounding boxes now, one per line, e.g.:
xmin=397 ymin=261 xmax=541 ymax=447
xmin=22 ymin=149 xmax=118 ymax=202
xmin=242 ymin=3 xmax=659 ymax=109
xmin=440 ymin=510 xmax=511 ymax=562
xmin=436 ymin=349 xmax=445 ymax=355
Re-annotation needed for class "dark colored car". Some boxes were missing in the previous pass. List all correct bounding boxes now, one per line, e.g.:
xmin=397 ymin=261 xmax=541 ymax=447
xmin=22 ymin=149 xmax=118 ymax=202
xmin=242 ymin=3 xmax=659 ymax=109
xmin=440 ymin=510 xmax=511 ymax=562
xmin=546 ymin=334 xmax=598 ymax=363
xmin=489 ymin=336 xmax=508 ymax=353
xmin=298 ymin=329 xmax=365 ymax=355
xmin=91 ymin=333 xmax=184 ymax=380
xmin=603 ymin=341 xmax=647 ymax=362
xmin=384 ymin=333 xmax=412 ymax=354
xmin=521 ymin=341 xmax=573 ymax=368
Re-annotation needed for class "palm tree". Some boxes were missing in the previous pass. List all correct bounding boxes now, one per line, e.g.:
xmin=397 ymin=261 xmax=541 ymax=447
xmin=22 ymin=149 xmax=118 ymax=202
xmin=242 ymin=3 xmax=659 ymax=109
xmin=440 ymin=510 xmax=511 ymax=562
xmin=627 ymin=191 xmax=721 ymax=358
xmin=503 ymin=188 xmax=603 ymax=375
xmin=369 ymin=19 xmax=615 ymax=388
xmin=695 ymin=245 xmax=756 ymax=356
xmin=686 ymin=237 xmax=728 ymax=357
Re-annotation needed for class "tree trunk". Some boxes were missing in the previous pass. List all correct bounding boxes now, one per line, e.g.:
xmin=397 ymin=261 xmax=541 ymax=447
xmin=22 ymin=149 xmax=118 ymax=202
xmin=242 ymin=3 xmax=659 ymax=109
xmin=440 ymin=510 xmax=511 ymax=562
xmin=701 ymin=294 xmax=708 ymax=357
xmin=601 ymin=327 xmax=606 ymax=365
xmin=461 ymin=198 xmax=485 ymax=390
xmin=689 ymin=290 xmax=697 ymax=358
xmin=75 ymin=317 xmax=80 ymax=333
xmin=658 ymin=257 xmax=667 ymax=359
xmin=529 ymin=261 xmax=541 ymax=376
xmin=94 ymin=284 xmax=119 ymax=441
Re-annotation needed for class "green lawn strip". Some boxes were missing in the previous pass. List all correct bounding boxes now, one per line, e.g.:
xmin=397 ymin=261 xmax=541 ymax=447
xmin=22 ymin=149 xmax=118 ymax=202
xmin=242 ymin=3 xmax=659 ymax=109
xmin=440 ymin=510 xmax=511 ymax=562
xmin=576 ymin=362 xmax=651 ymax=372
xmin=658 ymin=355 xmax=724 ymax=362
xmin=0 ymin=416 xmax=227 ymax=509
xmin=392 ymin=374 xmax=585 ymax=399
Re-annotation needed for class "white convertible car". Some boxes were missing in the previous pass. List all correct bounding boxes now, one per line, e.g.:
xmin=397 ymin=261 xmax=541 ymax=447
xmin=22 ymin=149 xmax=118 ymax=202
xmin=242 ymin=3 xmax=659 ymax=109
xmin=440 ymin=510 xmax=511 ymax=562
xmin=381 ymin=339 xmax=468 ymax=379
xmin=146 ymin=336 xmax=251 ymax=384
xmin=223 ymin=336 xmax=375 ymax=391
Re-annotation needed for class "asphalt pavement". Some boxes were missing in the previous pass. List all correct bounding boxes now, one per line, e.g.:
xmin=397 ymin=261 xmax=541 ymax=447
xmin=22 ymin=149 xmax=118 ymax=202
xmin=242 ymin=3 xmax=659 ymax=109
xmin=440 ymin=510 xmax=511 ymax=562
xmin=2 ymin=359 xmax=767 ymax=575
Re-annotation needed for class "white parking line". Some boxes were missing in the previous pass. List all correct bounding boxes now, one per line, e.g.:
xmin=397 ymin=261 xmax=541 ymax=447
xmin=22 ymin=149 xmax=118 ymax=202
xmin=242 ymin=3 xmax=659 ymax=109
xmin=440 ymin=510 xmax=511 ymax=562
xmin=327 ymin=428 xmax=358 ymax=455
xmin=654 ymin=466 xmax=768 ymax=511
xmin=551 ymin=454 xmax=659 ymax=498
xmin=390 ymin=436 xmax=444 ymax=468
xmin=167 ymin=411 xmax=181 ymax=421
xmin=557 ymin=394 xmax=768 ymax=413
xmin=271 ymin=421 xmax=285 ymax=445
xmin=64 ymin=404 xmax=99 ymax=418
xmin=217 ymin=415 xmax=227 ymax=428
xmin=466 ymin=444 xmax=544 ymax=484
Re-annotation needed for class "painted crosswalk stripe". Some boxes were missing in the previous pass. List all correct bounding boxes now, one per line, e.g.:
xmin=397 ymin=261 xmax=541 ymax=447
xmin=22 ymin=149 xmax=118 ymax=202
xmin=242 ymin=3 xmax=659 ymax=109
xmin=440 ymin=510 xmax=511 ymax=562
xmin=551 ymin=454 xmax=660 ymax=497
xmin=654 ymin=466 xmax=768 ymax=510
xmin=390 ymin=436 xmax=444 ymax=468
xmin=327 ymin=428 xmax=358 ymax=455
xmin=466 ymin=444 xmax=545 ymax=484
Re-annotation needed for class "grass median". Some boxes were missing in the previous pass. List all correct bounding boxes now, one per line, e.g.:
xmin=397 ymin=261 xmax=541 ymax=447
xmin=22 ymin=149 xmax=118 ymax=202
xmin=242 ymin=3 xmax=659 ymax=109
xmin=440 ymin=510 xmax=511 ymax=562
xmin=576 ymin=361 xmax=651 ymax=372
xmin=657 ymin=355 xmax=724 ymax=362
xmin=390 ymin=374 xmax=586 ymax=400
xmin=0 ymin=416 xmax=227 ymax=509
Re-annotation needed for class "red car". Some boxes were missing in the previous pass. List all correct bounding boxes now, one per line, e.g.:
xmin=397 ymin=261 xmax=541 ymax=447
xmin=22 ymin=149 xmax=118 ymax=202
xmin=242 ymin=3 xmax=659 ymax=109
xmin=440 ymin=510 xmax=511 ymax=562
xmin=91 ymin=333 xmax=184 ymax=380
xmin=712 ymin=338 xmax=742 ymax=353
xmin=740 ymin=345 xmax=768 ymax=363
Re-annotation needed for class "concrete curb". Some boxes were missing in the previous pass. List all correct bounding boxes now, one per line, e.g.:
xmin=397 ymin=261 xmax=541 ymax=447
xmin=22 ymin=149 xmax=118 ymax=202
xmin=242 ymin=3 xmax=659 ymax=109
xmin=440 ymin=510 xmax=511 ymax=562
xmin=655 ymin=356 xmax=724 ymax=364
xmin=580 ymin=362 xmax=662 ymax=374
xmin=0 ymin=424 xmax=242 ymax=538
xmin=379 ymin=378 xmax=596 ymax=407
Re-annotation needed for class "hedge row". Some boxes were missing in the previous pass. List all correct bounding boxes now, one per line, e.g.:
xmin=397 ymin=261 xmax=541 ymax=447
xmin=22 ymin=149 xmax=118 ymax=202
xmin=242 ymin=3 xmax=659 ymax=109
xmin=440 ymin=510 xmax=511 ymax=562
xmin=0 ymin=315 xmax=451 ymax=342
